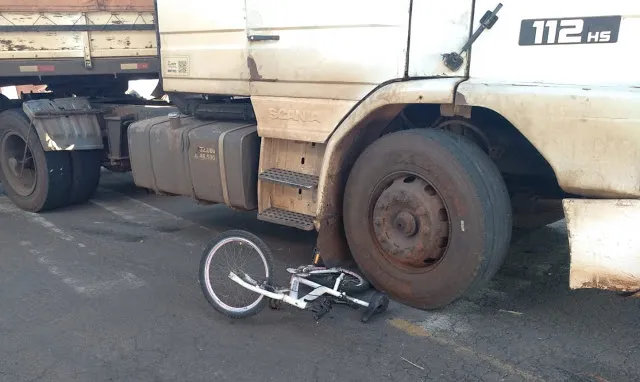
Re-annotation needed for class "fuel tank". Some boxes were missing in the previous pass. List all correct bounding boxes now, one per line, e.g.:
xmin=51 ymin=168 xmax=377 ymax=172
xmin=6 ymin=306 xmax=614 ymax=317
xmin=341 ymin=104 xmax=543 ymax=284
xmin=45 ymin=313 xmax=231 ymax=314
xmin=128 ymin=113 xmax=260 ymax=210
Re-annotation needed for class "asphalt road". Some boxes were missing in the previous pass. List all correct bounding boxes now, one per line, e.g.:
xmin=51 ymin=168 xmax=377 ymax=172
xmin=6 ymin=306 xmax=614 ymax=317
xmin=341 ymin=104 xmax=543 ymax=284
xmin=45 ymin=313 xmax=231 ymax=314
xmin=1 ymin=171 xmax=638 ymax=382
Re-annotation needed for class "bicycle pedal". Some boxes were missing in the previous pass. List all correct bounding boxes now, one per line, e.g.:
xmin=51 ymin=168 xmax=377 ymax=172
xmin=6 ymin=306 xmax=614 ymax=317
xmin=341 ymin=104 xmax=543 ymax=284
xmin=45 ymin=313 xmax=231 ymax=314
xmin=310 ymin=297 xmax=333 ymax=320
xmin=268 ymin=298 xmax=282 ymax=310
xmin=263 ymin=283 xmax=277 ymax=293
xmin=360 ymin=292 xmax=389 ymax=323
xmin=311 ymin=247 xmax=324 ymax=266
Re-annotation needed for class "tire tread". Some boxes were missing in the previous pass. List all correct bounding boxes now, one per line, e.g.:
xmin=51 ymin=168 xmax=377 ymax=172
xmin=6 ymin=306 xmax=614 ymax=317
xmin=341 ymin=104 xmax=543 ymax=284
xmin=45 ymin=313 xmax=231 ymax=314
xmin=343 ymin=128 xmax=512 ymax=309
xmin=0 ymin=109 xmax=72 ymax=212
xmin=68 ymin=150 xmax=102 ymax=205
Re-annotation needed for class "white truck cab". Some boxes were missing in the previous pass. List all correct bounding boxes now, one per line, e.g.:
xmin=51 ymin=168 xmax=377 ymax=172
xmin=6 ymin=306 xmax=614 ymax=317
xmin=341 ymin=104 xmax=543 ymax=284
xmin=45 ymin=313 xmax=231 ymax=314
xmin=150 ymin=0 xmax=640 ymax=308
xmin=2 ymin=0 xmax=637 ymax=309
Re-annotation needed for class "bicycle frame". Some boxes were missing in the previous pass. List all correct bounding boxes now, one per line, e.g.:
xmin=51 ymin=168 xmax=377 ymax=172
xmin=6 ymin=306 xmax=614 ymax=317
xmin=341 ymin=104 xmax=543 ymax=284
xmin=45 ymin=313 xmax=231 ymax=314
xmin=228 ymin=270 xmax=371 ymax=310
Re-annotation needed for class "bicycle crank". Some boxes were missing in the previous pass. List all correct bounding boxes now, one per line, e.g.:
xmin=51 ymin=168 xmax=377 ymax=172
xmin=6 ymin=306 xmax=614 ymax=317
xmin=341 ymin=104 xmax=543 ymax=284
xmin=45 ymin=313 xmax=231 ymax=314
xmin=310 ymin=296 xmax=333 ymax=320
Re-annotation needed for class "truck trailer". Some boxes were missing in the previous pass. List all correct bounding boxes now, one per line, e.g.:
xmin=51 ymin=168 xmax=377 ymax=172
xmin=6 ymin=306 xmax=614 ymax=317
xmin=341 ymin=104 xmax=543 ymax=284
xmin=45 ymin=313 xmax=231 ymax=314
xmin=0 ymin=0 xmax=162 ymax=209
xmin=1 ymin=0 xmax=639 ymax=309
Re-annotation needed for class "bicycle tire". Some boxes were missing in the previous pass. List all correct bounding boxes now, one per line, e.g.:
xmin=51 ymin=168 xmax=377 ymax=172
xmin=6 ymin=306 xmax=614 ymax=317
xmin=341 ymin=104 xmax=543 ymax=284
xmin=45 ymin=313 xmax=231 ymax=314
xmin=308 ymin=268 xmax=371 ymax=294
xmin=199 ymin=230 xmax=274 ymax=319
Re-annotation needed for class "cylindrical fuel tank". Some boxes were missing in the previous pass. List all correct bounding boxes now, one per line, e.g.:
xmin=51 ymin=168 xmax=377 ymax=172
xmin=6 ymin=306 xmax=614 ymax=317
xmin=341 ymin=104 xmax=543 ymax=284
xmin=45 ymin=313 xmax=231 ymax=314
xmin=128 ymin=114 xmax=260 ymax=210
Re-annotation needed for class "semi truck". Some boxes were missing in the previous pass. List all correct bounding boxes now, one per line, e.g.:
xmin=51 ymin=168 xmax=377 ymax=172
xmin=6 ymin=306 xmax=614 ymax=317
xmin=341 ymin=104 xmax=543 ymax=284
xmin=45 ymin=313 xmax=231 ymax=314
xmin=0 ymin=0 xmax=162 ymax=209
xmin=1 ymin=0 xmax=638 ymax=309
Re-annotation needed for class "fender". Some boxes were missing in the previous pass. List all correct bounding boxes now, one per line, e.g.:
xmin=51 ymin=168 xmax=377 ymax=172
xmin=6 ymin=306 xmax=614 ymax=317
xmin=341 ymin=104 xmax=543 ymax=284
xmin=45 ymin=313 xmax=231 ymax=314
xmin=456 ymin=79 xmax=640 ymax=198
xmin=315 ymin=77 xmax=464 ymax=223
xmin=22 ymin=97 xmax=103 ymax=151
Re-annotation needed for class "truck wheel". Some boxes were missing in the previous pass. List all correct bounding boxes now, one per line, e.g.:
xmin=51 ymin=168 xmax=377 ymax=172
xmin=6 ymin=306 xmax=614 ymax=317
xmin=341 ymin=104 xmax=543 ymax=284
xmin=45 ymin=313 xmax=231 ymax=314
xmin=0 ymin=109 xmax=72 ymax=212
xmin=343 ymin=129 xmax=512 ymax=309
xmin=68 ymin=150 xmax=102 ymax=205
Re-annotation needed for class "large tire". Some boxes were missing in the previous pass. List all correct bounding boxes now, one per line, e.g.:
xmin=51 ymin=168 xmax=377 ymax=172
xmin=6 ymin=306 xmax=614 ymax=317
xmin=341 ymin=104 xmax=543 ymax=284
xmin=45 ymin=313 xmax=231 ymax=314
xmin=68 ymin=150 xmax=102 ymax=205
xmin=0 ymin=109 xmax=72 ymax=212
xmin=343 ymin=129 xmax=512 ymax=310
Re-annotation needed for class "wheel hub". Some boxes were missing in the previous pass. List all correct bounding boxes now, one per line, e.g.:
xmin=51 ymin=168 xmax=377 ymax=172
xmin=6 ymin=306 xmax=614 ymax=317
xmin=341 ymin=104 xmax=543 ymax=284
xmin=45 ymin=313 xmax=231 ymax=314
xmin=372 ymin=175 xmax=450 ymax=269
xmin=0 ymin=132 xmax=37 ymax=196
xmin=393 ymin=211 xmax=418 ymax=237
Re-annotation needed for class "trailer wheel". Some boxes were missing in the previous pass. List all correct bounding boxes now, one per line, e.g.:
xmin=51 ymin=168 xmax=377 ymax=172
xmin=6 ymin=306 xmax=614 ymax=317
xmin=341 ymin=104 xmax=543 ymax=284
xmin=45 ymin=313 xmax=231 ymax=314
xmin=0 ymin=109 xmax=72 ymax=212
xmin=68 ymin=150 xmax=102 ymax=205
xmin=343 ymin=129 xmax=512 ymax=310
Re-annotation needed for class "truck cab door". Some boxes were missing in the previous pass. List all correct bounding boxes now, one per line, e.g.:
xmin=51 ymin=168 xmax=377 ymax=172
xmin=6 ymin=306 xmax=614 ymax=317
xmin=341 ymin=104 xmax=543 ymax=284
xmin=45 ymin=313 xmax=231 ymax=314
xmin=245 ymin=0 xmax=411 ymax=142
xmin=408 ymin=0 xmax=475 ymax=78
xmin=157 ymin=0 xmax=250 ymax=96
xmin=245 ymin=0 xmax=411 ymax=102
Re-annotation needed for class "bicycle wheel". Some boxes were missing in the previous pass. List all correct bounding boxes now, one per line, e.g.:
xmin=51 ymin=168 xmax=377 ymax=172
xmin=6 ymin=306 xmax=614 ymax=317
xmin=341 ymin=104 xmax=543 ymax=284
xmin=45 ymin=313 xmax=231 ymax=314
xmin=339 ymin=269 xmax=371 ymax=293
xmin=199 ymin=230 xmax=273 ymax=318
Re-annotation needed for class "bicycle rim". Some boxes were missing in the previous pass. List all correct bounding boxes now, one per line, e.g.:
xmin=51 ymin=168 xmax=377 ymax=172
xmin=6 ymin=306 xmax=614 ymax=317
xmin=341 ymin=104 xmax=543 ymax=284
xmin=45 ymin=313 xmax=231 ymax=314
xmin=203 ymin=236 xmax=270 ymax=314
xmin=341 ymin=270 xmax=366 ymax=287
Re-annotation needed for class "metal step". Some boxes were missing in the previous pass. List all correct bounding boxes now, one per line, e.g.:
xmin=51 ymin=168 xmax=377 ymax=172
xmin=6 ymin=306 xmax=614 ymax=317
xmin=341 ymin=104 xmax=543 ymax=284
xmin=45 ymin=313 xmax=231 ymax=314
xmin=257 ymin=208 xmax=315 ymax=231
xmin=258 ymin=168 xmax=319 ymax=190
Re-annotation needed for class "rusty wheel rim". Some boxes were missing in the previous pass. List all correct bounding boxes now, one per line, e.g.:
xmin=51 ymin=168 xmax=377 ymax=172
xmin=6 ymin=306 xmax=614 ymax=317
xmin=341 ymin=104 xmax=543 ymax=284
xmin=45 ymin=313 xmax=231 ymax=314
xmin=369 ymin=173 xmax=451 ymax=273
xmin=0 ymin=132 xmax=37 ymax=196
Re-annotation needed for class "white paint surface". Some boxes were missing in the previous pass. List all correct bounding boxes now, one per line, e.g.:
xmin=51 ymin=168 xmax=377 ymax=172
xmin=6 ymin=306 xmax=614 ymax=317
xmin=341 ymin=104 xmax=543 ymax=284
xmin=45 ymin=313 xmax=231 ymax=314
xmin=470 ymin=0 xmax=640 ymax=86
xmin=158 ymin=0 xmax=250 ymax=95
xmin=246 ymin=0 xmax=410 ymax=100
xmin=408 ymin=0 xmax=472 ymax=77
xmin=159 ymin=0 xmax=413 ymax=100
xmin=564 ymin=199 xmax=640 ymax=292
xmin=0 ymin=11 xmax=156 ymax=60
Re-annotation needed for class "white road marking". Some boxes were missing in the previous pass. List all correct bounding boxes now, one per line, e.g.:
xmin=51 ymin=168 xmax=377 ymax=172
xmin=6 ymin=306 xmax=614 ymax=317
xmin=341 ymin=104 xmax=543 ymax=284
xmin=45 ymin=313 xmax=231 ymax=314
xmin=90 ymin=197 xmax=137 ymax=222
xmin=28 ymin=214 xmax=74 ymax=241
xmin=1 ymin=198 xmax=147 ymax=297
xmin=0 ymin=199 xmax=75 ymax=242
xmin=94 ymin=187 xmax=211 ymax=232
xmin=37 ymin=255 xmax=145 ymax=297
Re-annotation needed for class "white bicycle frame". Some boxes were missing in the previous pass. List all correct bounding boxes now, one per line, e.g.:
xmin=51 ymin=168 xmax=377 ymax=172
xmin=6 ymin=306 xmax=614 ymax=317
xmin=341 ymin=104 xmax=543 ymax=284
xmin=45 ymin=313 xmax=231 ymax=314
xmin=228 ymin=268 xmax=371 ymax=310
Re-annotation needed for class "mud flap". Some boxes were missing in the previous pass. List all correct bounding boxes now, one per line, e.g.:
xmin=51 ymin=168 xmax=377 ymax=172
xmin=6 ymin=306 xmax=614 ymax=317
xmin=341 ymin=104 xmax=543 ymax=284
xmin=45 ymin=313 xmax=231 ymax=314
xmin=564 ymin=199 xmax=640 ymax=293
xmin=22 ymin=98 xmax=103 ymax=151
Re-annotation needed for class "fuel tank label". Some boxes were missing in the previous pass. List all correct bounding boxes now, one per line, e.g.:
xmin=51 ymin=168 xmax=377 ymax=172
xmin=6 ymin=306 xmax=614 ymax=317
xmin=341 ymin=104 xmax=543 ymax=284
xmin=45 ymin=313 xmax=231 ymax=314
xmin=194 ymin=147 xmax=216 ymax=161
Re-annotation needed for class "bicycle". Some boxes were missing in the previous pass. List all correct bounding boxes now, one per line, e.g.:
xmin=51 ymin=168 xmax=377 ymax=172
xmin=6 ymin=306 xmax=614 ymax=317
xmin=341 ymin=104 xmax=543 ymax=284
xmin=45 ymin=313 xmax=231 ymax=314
xmin=199 ymin=229 xmax=389 ymax=322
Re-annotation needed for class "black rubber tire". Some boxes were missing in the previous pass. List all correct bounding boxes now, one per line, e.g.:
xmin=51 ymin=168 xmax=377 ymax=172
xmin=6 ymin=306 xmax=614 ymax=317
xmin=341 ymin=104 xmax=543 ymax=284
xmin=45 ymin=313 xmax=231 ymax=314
xmin=343 ymin=129 xmax=512 ymax=310
xmin=199 ymin=230 xmax=274 ymax=319
xmin=0 ymin=109 xmax=72 ymax=212
xmin=0 ymin=93 xmax=12 ymax=110
xmin=68 ymin=150 xmax=102 ymax=205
